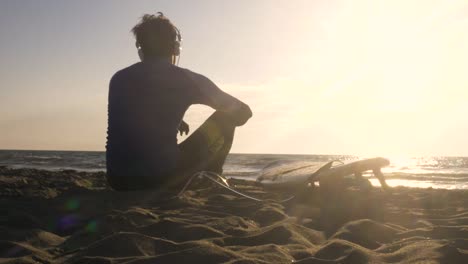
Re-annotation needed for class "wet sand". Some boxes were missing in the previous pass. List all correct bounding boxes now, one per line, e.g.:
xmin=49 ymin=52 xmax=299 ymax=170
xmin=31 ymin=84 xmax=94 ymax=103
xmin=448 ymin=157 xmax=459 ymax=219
xmin=1 ymin=166 xmax=468 ymax=263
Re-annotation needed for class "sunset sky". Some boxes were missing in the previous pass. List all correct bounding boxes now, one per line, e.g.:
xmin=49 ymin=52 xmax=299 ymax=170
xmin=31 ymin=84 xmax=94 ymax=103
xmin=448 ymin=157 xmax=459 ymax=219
xmin=1 ymin=0 xmax=468 ymax=156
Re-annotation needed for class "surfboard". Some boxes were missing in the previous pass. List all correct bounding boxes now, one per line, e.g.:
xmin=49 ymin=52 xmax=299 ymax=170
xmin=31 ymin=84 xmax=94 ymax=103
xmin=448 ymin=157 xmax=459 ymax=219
xmin=256 ymin=157 xmax=390 ymax=190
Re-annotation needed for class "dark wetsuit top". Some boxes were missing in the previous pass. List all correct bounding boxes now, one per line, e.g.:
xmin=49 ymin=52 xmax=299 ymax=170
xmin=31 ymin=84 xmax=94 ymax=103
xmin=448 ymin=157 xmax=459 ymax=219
xmin=106 ymin=58 xmax=243 ymax=182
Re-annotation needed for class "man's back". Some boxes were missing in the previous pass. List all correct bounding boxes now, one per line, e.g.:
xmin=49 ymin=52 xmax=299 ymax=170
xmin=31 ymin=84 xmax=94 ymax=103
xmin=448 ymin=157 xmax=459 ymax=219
xmin=106 ymin=59 xmax=201 ymax=179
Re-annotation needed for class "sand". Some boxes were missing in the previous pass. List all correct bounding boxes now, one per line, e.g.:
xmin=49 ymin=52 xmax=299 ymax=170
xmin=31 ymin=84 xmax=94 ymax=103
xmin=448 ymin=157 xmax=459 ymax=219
xmin=1 ymin=165 xmax=468 ymax=263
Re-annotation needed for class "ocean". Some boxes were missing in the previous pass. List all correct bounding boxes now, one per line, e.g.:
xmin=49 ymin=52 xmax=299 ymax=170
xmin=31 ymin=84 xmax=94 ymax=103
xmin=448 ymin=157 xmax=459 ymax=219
xmin=1 ymin=149 xmax=468 ymax=189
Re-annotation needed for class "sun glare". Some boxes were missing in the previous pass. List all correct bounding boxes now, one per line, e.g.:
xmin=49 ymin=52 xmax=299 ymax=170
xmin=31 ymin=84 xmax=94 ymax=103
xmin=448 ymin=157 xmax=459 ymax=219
xmin=282 ymin=0 xmax=468 ymax=156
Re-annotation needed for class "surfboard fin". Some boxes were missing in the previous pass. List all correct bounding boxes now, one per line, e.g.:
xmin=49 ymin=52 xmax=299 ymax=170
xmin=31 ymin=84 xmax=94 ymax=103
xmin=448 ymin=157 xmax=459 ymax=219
xmin=308 ymin=161 xmax=334 ymax=182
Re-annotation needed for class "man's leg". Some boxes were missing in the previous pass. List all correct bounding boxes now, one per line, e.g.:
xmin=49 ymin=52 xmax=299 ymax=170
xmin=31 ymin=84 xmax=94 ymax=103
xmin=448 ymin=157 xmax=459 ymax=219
xmin=176 ymin=111 xmax=235 ymax=178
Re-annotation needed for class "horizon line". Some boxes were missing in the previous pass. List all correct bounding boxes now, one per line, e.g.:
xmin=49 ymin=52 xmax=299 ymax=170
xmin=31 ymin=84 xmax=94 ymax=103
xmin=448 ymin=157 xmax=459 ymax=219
xmin=1 ymin=148 xmax=468 ymax=158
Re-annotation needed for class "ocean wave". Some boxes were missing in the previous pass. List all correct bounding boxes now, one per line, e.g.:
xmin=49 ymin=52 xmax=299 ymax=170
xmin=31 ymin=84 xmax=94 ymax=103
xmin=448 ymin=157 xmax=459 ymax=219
xmin=25 ymin=155 xmax=63 ymax=160
xmin=0 ymin=164 xmax=106 ymax=173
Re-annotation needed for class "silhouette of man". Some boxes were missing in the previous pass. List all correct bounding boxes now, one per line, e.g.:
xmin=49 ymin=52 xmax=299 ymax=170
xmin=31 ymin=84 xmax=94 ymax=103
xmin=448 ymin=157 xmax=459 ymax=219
xmin=106 ymin=13 xmax=252 ymax=191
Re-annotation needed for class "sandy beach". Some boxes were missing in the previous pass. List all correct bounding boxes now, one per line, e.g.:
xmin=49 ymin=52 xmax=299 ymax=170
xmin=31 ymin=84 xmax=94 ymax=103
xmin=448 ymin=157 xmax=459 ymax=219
xmin=1 ymin=165 xmax=468 ymax=263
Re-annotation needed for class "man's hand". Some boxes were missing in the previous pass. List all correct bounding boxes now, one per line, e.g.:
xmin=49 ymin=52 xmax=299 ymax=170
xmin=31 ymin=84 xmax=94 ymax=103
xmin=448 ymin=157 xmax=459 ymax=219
xmin=178 ymin=120 xmax=190 ymax=136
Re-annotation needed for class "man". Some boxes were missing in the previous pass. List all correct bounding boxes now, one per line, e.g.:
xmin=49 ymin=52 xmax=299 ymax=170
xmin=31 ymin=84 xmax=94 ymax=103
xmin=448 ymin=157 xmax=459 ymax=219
xmin=106 ymin=13 xmax=252 ymax=191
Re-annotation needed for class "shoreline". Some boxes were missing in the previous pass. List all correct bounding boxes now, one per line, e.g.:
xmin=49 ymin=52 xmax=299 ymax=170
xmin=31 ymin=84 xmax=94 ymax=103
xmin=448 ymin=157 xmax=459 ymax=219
xmin=2 ymin=165 xmax=468 ymax=191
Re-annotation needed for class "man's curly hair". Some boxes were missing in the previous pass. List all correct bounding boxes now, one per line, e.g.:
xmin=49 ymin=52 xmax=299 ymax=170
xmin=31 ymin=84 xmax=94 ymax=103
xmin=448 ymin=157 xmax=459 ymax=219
xmin=132 ymin=13 xmax=178 ymax=57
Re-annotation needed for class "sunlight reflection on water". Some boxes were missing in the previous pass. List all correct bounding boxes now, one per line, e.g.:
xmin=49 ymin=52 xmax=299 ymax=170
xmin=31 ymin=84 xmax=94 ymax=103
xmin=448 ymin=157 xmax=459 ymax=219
xmin=368 ymin=178 xmax=468 ymax=189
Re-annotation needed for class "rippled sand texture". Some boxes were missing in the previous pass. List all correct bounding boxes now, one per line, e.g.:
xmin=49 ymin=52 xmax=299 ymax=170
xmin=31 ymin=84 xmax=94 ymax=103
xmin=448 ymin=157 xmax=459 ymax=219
xmin=1 ymin=166 xmax=468 ymax=263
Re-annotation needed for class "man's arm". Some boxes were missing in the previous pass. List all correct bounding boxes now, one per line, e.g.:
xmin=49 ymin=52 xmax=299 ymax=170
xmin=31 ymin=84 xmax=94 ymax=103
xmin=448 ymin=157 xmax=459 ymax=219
xmin=206 ymin=88 xmax=252 ymax=126
xmin=184 ymin=70 xmax=252 ymax=126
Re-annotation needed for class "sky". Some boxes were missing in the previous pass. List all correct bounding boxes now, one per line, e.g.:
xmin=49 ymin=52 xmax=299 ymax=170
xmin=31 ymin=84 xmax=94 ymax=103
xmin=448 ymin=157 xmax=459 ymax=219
xmin=1 ymin=0 xmax=468 ymax=156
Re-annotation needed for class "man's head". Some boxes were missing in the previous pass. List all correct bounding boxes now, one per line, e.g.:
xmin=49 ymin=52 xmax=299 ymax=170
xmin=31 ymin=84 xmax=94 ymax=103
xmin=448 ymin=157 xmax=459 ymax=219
xmin=132 ymin=13 xmax=180 ymax=60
